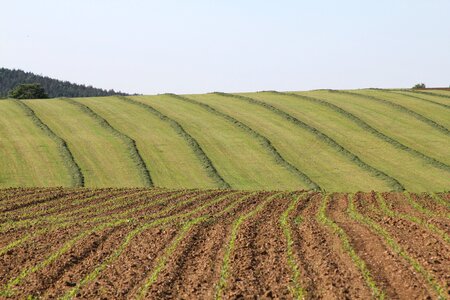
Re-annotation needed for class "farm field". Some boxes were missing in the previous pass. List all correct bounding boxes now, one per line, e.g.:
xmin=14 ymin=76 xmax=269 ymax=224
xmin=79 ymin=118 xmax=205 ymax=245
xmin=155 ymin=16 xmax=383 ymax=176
xmin=0 ymin=188 xmax=449 ymax=299
xmin=0 ymin=89 xmax=449 ymax=191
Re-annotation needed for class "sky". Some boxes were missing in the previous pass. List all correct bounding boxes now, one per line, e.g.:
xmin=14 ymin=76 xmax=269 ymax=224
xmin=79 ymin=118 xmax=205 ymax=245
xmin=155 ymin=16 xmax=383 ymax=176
xmin=1 ymin=0 xmax=450 ymax=95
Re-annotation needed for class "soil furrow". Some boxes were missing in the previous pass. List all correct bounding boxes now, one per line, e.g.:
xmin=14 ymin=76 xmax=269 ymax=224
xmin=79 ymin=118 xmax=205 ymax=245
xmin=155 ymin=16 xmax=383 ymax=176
xmin=359 ymin=192 xmax=450 ymax=296
xmin=11 ymin=224 xmax=130 ymax=299
xmin=142 ymin=192 xmax=272 ymax=299
xmin=329 ymin=193 xmax=432 ymax=298
xmin=291 ymin=193 xmax=373 ymax=299
xmin=220 ymin=192 xmax=294 ymax=299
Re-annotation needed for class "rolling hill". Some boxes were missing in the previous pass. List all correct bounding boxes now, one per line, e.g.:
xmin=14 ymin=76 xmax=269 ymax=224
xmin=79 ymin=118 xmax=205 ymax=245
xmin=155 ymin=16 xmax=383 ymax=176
xmin=0 ymin=89 xmax=449 ymax=191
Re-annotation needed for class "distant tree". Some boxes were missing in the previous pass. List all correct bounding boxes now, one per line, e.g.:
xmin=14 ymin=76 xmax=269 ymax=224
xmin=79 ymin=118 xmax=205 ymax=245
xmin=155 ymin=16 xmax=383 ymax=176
xmin=0 ymin=68 xmax=129 ymax=98
xmin=8 ymin=83 xmax=49 ymax=99
xmin=412 ymin=83 xmax=426 ymax=89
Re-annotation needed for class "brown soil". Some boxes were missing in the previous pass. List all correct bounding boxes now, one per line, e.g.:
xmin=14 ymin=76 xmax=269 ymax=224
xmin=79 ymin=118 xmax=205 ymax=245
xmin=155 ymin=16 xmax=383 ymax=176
xmin=0 ymin=188 xmax=448 ymax=299
xmin=329 ymin=193 xmax=432 ymax=298
xmin=360 ymin=192 xmax=450 ymax=297
xmin=291 ymin=193 xmax=373 ymax=299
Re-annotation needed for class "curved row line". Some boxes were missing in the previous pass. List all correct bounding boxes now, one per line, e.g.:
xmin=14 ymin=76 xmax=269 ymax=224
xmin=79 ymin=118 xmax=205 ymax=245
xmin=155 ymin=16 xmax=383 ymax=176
xmin=386 ymin=90 xmax=450 ymax=110
xmin=279 ymin=193 xmax=308 ymax=299
xmin=215 ymin=192 xmax=282 ymax=299
xmin=376 ymin=193 xmax=450 ymax=243
xmin=61 ymin=191 xmax=252 ymax=299
xmin=66 ymin=99 xmax=153 ymax=187
xmin=214 ymin=92 xmax=405 ymax=191
xmin=317 ymin=194 xmax=384 ymax=298
xmin=13 ymin=100 xmax=84 ymax=187
xmin=348 ymin=194 xmax=446 ymax=298
xmin=410 ymin=90 xmax=450 ymax=100
xmin=332 ymin=90 xmax=450 ymax=136
xmin=165 ymin=93 xmax=320 ymax=191
xmin=116 ymin=96 xmax=231 ymax=189
xmin=275 ymin=92 xmax=450 ymax=173
xmin=1 ymin=190 xmax=447 ymax=298
xmin=0 ymin=190 xmax=231 ymax=297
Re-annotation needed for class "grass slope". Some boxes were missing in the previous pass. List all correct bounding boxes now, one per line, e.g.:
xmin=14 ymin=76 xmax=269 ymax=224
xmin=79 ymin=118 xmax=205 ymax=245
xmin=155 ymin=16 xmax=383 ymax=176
xmin=0 ymin=100 xmax=72 ymax=186
xmin=351 ymin=90 xmax=450 ymax=132
xmin=306 ymin=90 xmax=450 ymax=167
xmin=243 ymin=92 xmax=450 ymax=191
xmin=74 ymin=97 xmax=218 ymax=189
xmin=25 ymin=99 xmax=145 ymax=187
xmin=0 ymin=88 xmax=449 ymax=191
xmin=190 ymin=93 xmax=392 ymax=192
xmin=134 ymin=95 xmax=307 ymax=190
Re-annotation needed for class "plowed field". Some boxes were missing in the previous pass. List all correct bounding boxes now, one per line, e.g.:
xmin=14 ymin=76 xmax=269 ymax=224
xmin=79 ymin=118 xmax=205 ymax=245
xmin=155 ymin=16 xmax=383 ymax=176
xmin=0 ymin=188 xmax=449 ymax=299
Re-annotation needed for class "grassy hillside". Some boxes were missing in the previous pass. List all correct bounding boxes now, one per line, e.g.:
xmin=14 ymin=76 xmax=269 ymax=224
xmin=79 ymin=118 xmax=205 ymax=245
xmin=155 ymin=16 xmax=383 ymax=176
xmin=0 ymin=89 xmax=449 ymax=191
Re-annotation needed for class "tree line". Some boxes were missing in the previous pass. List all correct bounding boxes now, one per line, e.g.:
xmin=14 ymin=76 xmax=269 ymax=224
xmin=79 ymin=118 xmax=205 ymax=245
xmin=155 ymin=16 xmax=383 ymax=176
xmin=0 ymin=68 xmax=129 ymax=98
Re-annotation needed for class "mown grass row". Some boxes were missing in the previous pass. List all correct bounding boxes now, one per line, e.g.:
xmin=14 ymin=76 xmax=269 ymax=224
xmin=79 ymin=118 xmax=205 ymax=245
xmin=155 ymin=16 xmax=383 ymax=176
xmin=215 ymin=192 xmax=282 ymax=299
xmin=347 ymin=194 xmax=446 ymax=299
xmin=387 ymin=90 xmax=450 ymax=110
xmin=166 ymin=93 xmax=320 ymax=191
xmin=409 ymin=90 xmax=450 ymax=100
xmin=11 ymin=100 xmax=84 ymax=187
xmin=279 ymin=193 xmax=307 ymax=299
xmin=116 ymin=96 xmax=230 ymax=189
xmin=317 ymin=194 xmax=384 ymax=299
xmin=332 ymin=90 xmax=450 ymax=136
xmin=66 ymin=99 xmax=153 ymax=187
xmin=215 ymin=92 xmax=404 ymax=191
xmin=274 ymin=92 xmax=450 ymax=173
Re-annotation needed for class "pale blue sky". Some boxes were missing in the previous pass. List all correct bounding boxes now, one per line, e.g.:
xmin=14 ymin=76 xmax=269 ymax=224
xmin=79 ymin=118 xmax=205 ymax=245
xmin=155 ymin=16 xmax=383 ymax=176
xmin=1 ymin=0 xmax=449 ymax=94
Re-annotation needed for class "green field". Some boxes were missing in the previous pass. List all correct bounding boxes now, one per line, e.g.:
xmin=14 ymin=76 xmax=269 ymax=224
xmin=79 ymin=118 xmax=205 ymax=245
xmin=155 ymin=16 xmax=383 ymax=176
xmin=0 ymin=89 xmax=449 ymax=191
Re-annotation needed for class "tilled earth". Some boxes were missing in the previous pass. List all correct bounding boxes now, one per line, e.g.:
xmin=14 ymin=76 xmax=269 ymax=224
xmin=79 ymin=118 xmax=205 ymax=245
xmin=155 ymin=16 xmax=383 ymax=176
xmin=0 ymin=188 xmax=449 ymax=299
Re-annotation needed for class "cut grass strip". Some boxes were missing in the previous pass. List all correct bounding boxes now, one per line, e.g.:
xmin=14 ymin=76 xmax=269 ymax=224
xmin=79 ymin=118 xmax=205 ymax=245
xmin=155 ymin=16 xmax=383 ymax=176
xmin=347 ymin=194 xmax=446 ymax=299
xmin=279 ymin=193 xmax=307 ymax=299
xmin=167 ymin=93 xmax=320 ymax=191
xmin=388 ymin=90 xmax=450 ymax=110
xmin=0 ymin=219 xmax=129 ymax=297
xmin=410 ymin=90 xmax=450 ymax=100
xmin=333 ymin=90 xmax=450 ymax=136
xmin=216 ymin=92 xmax=404 ymax=191
xmin=117 ymin=96 xmax=230 ymax=189
xmin=14 ymin=100 xmax=84 ymax=187
xmin=66 ymin=99 xmax=153 ymax=187
xmin=60 ymin=191 xmax=244 ymax=299
xmin=275 ymin=91 xmax=450 ymax=174
xmin=215 ymin=192 xmax=283 ymax=299
xmin=375 ymin=193 xmax=450 ymax=244
xmin=317 ymin=194 xmax=384 ymax=299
